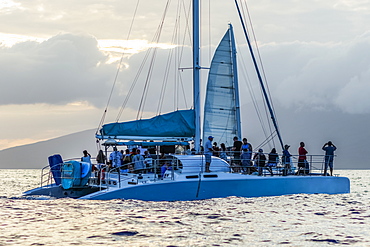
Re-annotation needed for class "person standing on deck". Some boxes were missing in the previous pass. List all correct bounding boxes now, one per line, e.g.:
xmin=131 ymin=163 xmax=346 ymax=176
xmin=81 ymin=150 xmax=91 ymax=164
xmin=322 ymin=141 xmax=337 ymax=176
xmin=109 ymin=147 xmax=123 ymax=169
xmin=232 ymin=136 xmax=243 ymax=164
xmin=241 ymin=149 xmax=252 ymax=174
xmin=282 ymin=145 xmax=292 ymax=176
xmin=253 ymin=149 xmax=266 ymax=176
xmin=266 ymin=148 xmax=279 ymax=176
xmin=298 ymin=142 xmax=309 ymax=175
xmin=219 ymin=143 xmax=228 ymax=161
xmin=204 ymin=136 xmax=214 ymax=172
xmin=212 ymin=142 xmax=220 ymax=157
xmin=132 ymin=149 xmax=145 ymax=173
xmin=241 ymin=138 xmax=253 ymax=153
xmin=96 ymin=150 xmax=106 ymax=164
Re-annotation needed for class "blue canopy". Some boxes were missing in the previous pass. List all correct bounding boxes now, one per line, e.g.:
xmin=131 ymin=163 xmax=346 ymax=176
xmin=98 ymin=109 xmax=195 ymax=139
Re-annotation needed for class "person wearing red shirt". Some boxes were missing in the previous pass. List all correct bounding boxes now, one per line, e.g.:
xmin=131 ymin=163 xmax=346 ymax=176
xmin=298 ymin=142 xmax=309 ymax=175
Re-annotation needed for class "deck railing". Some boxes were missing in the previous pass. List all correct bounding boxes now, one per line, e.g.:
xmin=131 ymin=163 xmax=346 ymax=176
xmin=37 ymin=152 xmax=336 ymax=192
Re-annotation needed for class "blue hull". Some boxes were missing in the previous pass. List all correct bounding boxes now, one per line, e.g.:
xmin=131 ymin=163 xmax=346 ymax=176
xmin=84 ymin=176 xmax=350 ymax=201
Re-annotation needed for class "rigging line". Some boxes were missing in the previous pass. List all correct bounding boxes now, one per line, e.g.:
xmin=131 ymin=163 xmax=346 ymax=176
xmin=116 ymin=45 xmax=154 ymax=121
xmin=118 ymin=0 xmax=169 ymax=121
xmin=174 ymin=20 xmax=178 ymax=111
xmin=217 ymin=111 xmax=234 ymax=144
xmin=170 ymin=0 xmax=191 ymax=110
xmin=233 ymin=8 xmax=270 ymax=140
xmin=156 ymin=43 xmax=174 ymax=114
xmin=138 ymin=47 xmax=159 ymax=120
xmin=137 ymin=0 xmax=171 ymax=119
xmin=255 ymin=131 xmax=277 ymax=151
xmin=208 ymin=0 xmax=211 ymax=63
xmin=242 ymin=0 xmax=278 ymax=145
xmin=238 ymin=44 xmax=270 ymax=140
xmin=241 ymin=1 xmax=273 ymax=131
xmin=157 ymin=8 xmax=180 ymax=115
xmin=259 ymin=132 xmax=277 ymax=150
xmin=175 ymin=0 xmax=181 ymax=112
xmin=176 ymin=0 xmax=192 ymax=54
xmin=238 ymin=1 xmax=272 ymax=143
xmin=117 ymin=24 xmax=168 ymax=122
xmin=137 ymin=36 xmax=161 ymax=120
xmin=178 ymin=72 xmax=188 ymax=108
xmin=157 ymin=0 xmax=190 ymax=114
xmin=234 ymin=0 xmax=284 ymax=150
xmin=96 ymin=0 xmax=141 ymax=133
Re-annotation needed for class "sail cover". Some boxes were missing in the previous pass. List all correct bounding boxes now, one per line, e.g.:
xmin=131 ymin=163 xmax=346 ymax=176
xmin=203 ymin=25 xmax=241 ymax=146
xmin=99 ymin=109 xmax=195 ymax=139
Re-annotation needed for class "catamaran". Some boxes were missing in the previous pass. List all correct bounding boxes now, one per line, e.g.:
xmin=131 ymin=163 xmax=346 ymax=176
xmin=24 ymin=0 xmax=350 ymax=200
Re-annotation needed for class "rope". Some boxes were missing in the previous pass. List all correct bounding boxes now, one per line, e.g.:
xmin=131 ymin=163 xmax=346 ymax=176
xmin=254 ymin=131 xmax=277 ymax=151
xmin=137 ymin=0 xmax=171 ymax=120
xmin=96 ymin=0 xmax=141 ymax=133
xmin=157 ymin=0 xmax=191 ymax=114
xmin=236 ymin=0 xmax=284 ymax=149
xmin=241 ymin=0 xmax=281 ymax=147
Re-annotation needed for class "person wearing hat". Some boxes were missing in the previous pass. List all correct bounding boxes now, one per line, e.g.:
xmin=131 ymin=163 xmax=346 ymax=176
xmin=282 ymin=144 xmax=292 ymax=176
xmin=204 ymin=136 xmax=214 ymax=172
xmin=322 ymin=141 xmax=337 ymax=176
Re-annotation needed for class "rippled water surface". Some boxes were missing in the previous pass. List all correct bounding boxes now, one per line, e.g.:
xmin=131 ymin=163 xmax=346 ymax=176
xmin=0 ymin=169 xmax=369 ymax=246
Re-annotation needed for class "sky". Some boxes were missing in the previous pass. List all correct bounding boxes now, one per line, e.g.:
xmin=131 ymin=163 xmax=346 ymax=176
xmin=1 ymin=0 xmax=370 ymax=162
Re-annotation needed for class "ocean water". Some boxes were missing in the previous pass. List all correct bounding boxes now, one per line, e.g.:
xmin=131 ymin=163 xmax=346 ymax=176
xmin=0 ymin=169 xmax=369 ymax=246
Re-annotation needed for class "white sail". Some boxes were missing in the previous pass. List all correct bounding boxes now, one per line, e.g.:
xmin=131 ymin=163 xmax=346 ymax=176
xmin=203 ymin=24 xmax=241 ymax=147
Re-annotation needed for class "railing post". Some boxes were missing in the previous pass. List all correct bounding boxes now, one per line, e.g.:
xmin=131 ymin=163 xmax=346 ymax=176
xmin=171 ymin=158 xmax=175 ymax=180
xmin=118 ymin=168 xmax=121 ymax=188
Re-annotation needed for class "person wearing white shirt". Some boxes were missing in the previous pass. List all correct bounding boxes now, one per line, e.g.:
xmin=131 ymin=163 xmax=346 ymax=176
xmin=109 ymin=147 xmax=123 ymax=168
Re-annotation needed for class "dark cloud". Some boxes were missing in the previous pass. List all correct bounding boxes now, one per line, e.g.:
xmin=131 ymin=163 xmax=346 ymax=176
xmin=235 ymin=32 xmax=370 ymax=114
xmin=0 ymin=33 xmax=117 ymax=106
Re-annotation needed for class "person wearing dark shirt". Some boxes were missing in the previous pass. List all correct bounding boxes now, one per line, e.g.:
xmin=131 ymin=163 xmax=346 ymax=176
xmin=322 ymin=141 xmax=337 ymax=176
xmin=266 ymin=148 xmax=278 ymax=176
xmin=212 ymin=142 xmax=220 ymax=157
xmin=204 ymin=136 xmax=214 ymax=172
xmin=232 ymin=136 xmax=242 ymax=164
xmin=253 ymin=149 xmax=266 ymax=176
xmin=282 ymin=144 xmax=292 ymax=176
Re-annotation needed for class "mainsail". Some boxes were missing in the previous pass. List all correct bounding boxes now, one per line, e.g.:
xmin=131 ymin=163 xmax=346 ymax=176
xmin=203 ymin=24 xmax=241 ymax=146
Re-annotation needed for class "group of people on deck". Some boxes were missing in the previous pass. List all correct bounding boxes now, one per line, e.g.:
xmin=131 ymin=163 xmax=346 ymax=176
xmin=81 ymin=136 xmax=337 ymax=178
xmin=81 ymin=147 xmax=154 ymax=176
xmin=204 ymin=136 xmax=337 ymax=176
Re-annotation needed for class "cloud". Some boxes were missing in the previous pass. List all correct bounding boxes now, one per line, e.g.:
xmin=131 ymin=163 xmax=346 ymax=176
xmin=0 ymin=33 xmax=117 ymax=106
xmin=253 ymin=32 xmax=370 ymax=114
xmin=0 ymin=0 xmax=185 ymax=40
xmin=1 ymin=0 xmax=370 ymax=153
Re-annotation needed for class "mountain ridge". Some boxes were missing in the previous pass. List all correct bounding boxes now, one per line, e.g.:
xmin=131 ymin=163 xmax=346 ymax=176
xmin=0 ymin=129 xmax=96 ymax=169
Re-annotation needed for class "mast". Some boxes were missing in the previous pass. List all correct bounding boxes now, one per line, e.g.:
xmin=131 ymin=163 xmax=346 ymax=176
xmin=193 ymin=0 xmax=201 ymax=152
xmin=234 ymin=0 xmax=284 ymax=150
xmin=229 ymin=24 xmax=242 ymax=141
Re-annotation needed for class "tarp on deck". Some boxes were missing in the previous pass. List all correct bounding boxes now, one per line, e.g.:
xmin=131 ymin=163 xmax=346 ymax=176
xmin=99 ymin=109 xmax=195 ymax=139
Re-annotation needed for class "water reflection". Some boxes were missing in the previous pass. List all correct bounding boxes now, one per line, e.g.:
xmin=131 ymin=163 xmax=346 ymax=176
xmin=0 ymin=169 xmax=369 ymax=246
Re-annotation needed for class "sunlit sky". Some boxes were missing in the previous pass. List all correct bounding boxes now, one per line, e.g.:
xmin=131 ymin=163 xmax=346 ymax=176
xmin=1 ymin=0 xmax=370 ymax=151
